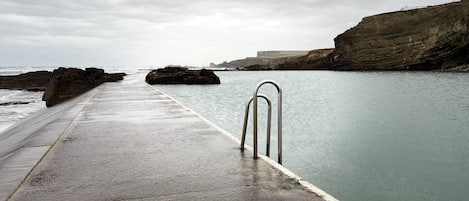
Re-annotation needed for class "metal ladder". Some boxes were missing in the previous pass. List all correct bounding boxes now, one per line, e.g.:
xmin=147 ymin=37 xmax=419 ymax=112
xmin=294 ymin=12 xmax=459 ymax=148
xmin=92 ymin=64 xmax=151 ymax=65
xmin=240 ymin=80 xmax=282 ymax=164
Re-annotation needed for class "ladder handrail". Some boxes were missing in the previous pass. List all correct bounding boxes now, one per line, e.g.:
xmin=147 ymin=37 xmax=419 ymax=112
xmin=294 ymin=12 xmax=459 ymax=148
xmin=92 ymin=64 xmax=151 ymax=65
xmin=240 ymin=80 xmax=282 ymax=164
xmin=240 ymin=94 xmax=272 ymax=156
xmin=254 ymin=80 xmax=282 ymax=164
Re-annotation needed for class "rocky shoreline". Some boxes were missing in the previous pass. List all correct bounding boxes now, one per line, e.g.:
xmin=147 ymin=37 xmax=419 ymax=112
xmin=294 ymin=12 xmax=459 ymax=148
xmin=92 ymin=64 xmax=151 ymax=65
xmin=1 ymin=66 xmax=222 ymax=107
xmin=324 ymin=1 xmax=469 ymax=71
xmin=213 ymin=1 xmax=469 ymax=72
xmin=0 ymin=67 xmax=126 ymax=107
xmin=0 ymin=71 xmax=52 ymax=91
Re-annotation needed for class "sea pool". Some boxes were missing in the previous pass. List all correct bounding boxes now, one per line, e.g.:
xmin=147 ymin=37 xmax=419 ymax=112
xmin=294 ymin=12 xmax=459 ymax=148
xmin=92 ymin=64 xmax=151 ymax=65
xmin=155 ymin=71 xmax=469 ymax=201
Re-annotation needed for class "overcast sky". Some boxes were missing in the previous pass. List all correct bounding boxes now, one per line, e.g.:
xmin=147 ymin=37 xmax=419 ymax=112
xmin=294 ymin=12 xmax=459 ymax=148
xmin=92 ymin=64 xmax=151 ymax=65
xmin=0 ymin=0 xmax=456 ymax=67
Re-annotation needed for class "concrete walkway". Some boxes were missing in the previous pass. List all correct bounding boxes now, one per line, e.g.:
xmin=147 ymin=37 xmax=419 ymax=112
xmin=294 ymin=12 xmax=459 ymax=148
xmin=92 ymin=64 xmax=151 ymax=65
xmin=1 ymin=72 xmax=336 ymax=201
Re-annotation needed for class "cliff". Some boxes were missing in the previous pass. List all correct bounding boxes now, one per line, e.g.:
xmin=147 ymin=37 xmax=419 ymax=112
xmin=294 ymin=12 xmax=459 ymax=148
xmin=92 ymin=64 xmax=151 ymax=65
xmin=328 ymin=1 xmax=469 ymax=71
xmin=277 ymin=48 xmax=334 ymax=70
xmin=215 ymin=51 xmax=309 ymax=70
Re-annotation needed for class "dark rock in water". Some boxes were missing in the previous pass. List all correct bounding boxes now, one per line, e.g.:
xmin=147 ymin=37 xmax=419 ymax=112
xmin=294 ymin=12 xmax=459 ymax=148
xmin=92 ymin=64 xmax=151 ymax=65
xmin=145 ymin=67 xmax=220 ymax=85
xmin=243 ymin=64 xmax=273 ymax=71
xmin=0 ymin=71 xmax=52 ymax=91
xmin=0 ymin=101 xmax=31 ymax=106
xmin=104 ymin=73 xmax=127 ymax=82
xmin=0 ymin=67 xmax=125 ymax=107
xmin=42 ymin=67 xmax=126 ymax=107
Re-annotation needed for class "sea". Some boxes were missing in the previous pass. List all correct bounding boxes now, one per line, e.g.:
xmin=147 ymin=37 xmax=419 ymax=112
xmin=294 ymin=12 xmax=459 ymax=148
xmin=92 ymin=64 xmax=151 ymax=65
xmin=1 ymin=67 xmax=469 ymax=201
xmin=155 ymin=71 xmax=469 ymax=201
xmin=0 ymin=66 xmax=140 ymax=133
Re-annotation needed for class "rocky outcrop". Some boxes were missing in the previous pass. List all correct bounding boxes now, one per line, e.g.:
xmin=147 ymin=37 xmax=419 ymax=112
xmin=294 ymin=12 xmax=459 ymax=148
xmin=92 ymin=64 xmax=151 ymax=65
xmin=0 ymin=71 xmax=52 ymax=91
xmin=215 ymin=51 xmax=309 ymax=70
xmin=145 ymin=67 xmax=220 ymax=84
xmin=277 ymin=49 xmax=334 ymax=70
xmin=216 ymin=57 xmax=271 ymax=69
xmin=328 ymin=1 xmax=469 ymax=71
xmin=42 ymin=67 xmax=126 ymax=107
xmin=243 ymin=64 xmax=274 ymax=71
xmin=276 ymin=2 xmax=469 ymax=71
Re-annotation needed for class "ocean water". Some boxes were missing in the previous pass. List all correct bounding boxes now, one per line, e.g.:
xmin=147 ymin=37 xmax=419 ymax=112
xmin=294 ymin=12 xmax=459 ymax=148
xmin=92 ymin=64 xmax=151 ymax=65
xmin=2 ymin=68 xmax=469 ymax=200
xmin=0 ymin=67 xmax=56 ymax=133
xmin=155 ymin=71 xmax=469 ymax=201
xmin=0 ymin=90 xmax=44 ymax=133
xmin=0 ymin=66 xmax=141 ymax=134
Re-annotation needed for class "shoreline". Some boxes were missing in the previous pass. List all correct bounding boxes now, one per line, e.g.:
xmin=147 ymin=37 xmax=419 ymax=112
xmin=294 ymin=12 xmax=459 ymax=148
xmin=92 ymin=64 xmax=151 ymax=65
xmin=0 ymin=89 xmax=45 ymax=134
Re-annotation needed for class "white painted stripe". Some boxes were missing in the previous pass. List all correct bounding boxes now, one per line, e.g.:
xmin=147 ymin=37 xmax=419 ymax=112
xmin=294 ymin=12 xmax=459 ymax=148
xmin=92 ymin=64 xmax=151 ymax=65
xmin=148 ymin=84 xmax=339 ymax=201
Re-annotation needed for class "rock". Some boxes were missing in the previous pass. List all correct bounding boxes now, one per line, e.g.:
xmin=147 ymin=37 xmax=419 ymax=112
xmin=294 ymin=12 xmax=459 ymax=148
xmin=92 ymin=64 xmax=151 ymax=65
xmin=145 ymin=67 xmax=220 ymax=85
xmin=276 ymin=2 xmax=469 ymax=71
xmin=243 ymin=64 xmax=273 ymax=71
xmin=0 ymin=67 xmax=125 ymax=107
xmin=214 ymin=51 xmax=309 ymax=70
xmin=104 ymin=73 xmax=126 ymax=82
xmin=277 ymin=49 xmax=334 ymax=70
xmin=327 ymin=1 xmax=469 ymax=71
xmin=0 ymin=71 xmax=52 ymax=91
xmin=42 ymin=67 xmax=126 ymax=107
xmin=0 ymin=101 xmax=31 ymax=106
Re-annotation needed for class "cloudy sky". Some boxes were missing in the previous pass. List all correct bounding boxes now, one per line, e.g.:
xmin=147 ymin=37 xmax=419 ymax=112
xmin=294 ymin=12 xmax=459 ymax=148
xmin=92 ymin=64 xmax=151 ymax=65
xmin=0 ymin=0 xmax=455 ymax=67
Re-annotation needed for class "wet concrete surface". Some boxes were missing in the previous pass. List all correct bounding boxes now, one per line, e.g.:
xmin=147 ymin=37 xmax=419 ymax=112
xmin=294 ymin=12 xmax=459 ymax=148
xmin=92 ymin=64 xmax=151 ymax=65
xmin=2 ymin=72 xmax=334 ymax=201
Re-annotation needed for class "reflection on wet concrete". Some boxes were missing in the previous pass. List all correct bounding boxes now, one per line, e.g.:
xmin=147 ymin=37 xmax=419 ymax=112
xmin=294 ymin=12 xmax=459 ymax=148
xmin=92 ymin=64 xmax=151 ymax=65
xmin=1 ymin=72 xmax=334 ymax=201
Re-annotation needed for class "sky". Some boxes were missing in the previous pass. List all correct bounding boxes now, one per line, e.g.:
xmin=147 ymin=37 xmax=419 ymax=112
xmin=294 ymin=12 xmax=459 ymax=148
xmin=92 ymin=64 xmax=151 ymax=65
xmin=0 ymin=0 xmax=456 ymax=67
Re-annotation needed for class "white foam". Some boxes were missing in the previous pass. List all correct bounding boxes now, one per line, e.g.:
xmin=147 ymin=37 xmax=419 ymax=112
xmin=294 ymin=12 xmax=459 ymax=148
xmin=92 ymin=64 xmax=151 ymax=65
xmin=0 ymin=89 xmax=45 ymax=134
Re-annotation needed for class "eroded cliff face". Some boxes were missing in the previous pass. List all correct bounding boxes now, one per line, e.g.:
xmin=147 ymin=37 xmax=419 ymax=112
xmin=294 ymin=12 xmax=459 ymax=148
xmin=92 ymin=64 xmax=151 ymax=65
xmin=215 ymin=51 xmax=309 ymax=70
xmin=277 ymin=48 xmax=334 ymax=70
xmin=329 ymin=1 xmax=469 ymax=71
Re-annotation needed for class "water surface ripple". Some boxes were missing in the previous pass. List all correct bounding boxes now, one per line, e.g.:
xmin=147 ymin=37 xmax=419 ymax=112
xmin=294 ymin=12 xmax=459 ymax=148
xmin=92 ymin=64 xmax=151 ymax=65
xmin=156 ymin=71 xmax=469 ymax=201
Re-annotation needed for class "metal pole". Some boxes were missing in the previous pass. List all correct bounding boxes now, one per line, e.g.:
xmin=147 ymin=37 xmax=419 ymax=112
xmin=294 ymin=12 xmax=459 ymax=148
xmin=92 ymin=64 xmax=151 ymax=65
xmin=266 ymin=100 xmax=271 ymax=157
xmin=240 ymin=100 xmax=250 ymax=150
xmin=253 ymin=89 xmax=259 ymax=159
xmin=241 ymin=94 xmax=271 ymax=153
xmin=278 ymin=88 xmax=282 ymax=164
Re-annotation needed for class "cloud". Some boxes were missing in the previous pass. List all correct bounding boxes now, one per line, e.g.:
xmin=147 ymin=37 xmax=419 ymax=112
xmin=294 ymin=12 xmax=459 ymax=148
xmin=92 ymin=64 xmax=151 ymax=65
xmin=0 ymin=0 xmax=457 ymax=67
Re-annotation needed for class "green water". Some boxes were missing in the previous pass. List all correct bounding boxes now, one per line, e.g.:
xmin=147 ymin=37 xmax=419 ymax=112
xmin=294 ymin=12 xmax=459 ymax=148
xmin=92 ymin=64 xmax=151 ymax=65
xmin=155 ymin=71 xmax=469 ymax=201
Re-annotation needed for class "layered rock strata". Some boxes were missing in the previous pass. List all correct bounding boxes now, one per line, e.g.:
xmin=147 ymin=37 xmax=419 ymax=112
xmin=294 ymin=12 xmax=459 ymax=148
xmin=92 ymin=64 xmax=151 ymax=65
xmin=328 ymin=1 xmax=469 ymax=71
xmin=145 ymin=67 xmax=220 ymax=84
xmin=277 ymin=49 xmax=334 ymax=70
